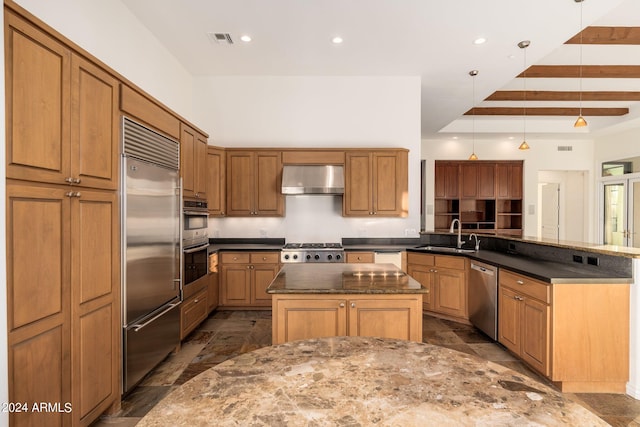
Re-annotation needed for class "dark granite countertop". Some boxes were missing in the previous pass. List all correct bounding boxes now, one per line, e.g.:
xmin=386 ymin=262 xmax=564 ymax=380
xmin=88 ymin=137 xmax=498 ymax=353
xmin=208 ymin=237 xmax=285 ymax=252
xmin=267 ymin=263 xmax=427 ymax=294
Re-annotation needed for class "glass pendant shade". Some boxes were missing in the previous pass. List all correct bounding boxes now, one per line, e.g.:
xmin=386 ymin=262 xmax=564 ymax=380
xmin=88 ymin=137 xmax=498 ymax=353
xmin=468 ymin=152 xmax=478 ymax=160
xmin=518 ymin=141 xmax=530 ymax=150
xmin=574 ymin=115 xmax=588 ymax=128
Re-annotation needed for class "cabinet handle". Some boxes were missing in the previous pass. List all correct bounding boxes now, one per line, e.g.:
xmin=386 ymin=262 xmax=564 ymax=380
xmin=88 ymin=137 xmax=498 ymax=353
xmin=65 ymin=191 xmax=81 ymax=198
xmin=194 ymin=299 xmax=199 ymax=303
xmin=425 ymin=289 xmax=430 ymax=293
xmin=262 ymin=257 xmax=267 ymax=261
xmin=514 ymin=295 xmax=524 ymax=301
xmin=516 ymin=280 xmax=524 ymax=285
xmin=221 ymin=211 xmax=225 ymax=215
xmin=351 ymin=302 xmax=356 ymax=308
xmin=73 ymin=178 xmax=81 ymax=184
xmin=65 ymin=177 xmax=74 ymax=183
xmin=339 ymin=302 xmax=345 ymax=308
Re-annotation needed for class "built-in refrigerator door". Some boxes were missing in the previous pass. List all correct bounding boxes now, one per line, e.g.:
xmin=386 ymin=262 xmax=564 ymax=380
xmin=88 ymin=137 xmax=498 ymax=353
xmin=124 ymin=157 xmax=180 ymax=325
xmin=123 ymin=299 xmax=181 ymax=393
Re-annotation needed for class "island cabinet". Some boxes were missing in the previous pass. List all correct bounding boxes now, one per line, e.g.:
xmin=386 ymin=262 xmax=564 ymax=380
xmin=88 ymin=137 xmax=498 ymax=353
xmin=226 ymin=150 xmax=284 ymax=217
xmin=346 ymin=251 xmax=375 ymax=263
xmin=207 ymin=146 xmax=226 ymax=216
xmin=180 ymin=123 xmax=208 ymax=200
xmin=498 ymin=269 xmax=630 ymax=393
xmin=343 ymin=150 xmax=408 ymax=217
xmin=219 ymin=252 xmax=281 ymax=308
xmin=272 ymin=294 xmax=422 ymax=344
xmin=407 ymin=253 xmax=467 ymax=320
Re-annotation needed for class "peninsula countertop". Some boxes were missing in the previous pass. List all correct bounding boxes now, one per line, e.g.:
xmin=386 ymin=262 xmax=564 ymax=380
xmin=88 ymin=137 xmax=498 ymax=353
xmin=266 ymin=263 xmax=427 ymax=294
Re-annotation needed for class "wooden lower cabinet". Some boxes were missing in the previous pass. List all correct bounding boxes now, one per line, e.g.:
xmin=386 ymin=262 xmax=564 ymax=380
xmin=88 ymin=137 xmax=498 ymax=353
xmin=180 ymin=287 xmax=208 ymax=340
xmin=6 ymin=182 xmax=120 ymax=426
xmin=346 ymin=251 xmax=374 ymax=263
xmin=498 ymin=269 xmax=630 ymax=393
xmin=271 ymin=294 xmax=422 ymax=344
xmin=407 ymin=253 xmax=467 ymax=320
xmin=219 ymin=252 xmax=280 ymax=308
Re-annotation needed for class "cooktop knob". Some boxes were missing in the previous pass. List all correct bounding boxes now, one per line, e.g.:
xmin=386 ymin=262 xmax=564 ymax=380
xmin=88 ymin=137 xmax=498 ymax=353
xmin=336 ymin=254 xmax=342 ymax=260
xmin=284 ymin=254 xmax=290 ymax=260
xmin=306 ymin=254 xmax=311 ymax=260
xmin=314 ymin=254 xmax=320 ymax=260
xmin=293 ymin=254 xmax=298 ymax=260
xmin=327 ymin=254 xmax=333 ymax=260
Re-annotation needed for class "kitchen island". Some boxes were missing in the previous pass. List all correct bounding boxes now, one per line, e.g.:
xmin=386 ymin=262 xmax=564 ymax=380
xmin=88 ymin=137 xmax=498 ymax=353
xmin=267 ymin=263 xmax=427 ymax=344
xmin=136 ymin=336 xmax=608 ymax=427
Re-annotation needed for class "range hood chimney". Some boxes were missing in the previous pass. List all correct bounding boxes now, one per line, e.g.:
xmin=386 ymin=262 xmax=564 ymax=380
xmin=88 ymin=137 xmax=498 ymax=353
xmin=281 ymin=165 xmax=345 ymax=195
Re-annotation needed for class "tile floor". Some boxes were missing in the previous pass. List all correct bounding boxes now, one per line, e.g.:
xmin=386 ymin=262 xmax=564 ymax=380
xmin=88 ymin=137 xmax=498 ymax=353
xmin=93 ymin=311 xmax=640 ymax=426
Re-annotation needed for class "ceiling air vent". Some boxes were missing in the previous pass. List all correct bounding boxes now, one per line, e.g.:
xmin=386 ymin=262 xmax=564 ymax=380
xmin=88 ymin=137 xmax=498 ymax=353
xmin=208 ymin=32 xmax=233 ymax=45
xmin=557 ymin=146 xmax=573 ymax=152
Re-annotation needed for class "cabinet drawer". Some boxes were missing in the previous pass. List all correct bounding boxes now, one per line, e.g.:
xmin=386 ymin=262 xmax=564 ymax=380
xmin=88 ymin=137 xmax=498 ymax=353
xmin=500 ymin=270 xmax=550 ymax=303
xmin=346 ymin=252 xmax=375 ymax=263
xmin=250 ymin=252 xmax=280 ymax=264
xmin=435 ymin=255 xmax=466 ymax=270
xmin=181 ymin=288 xmax=208 ymax=339
xmin=407 ymin=252 xmax=435 ymax=266
xmin=220 ymin=252 xmax=250 ymax=264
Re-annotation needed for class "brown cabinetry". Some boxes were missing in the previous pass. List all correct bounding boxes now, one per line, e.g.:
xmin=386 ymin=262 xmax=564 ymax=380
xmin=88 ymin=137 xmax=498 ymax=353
xmin=346 ymin=252 xmax=375 ymax=263
xmin=407 ymin=253 xmax=467 ymax=320
xmin=219 ymin=252 xmax=280 ymax=308
xmin=7 ymin=183 xmax=120 ymax=426
xmin=180 ymin=285 xmax=208 ymax=340
xmin=272 ymin=294 xmax=422 ymax=344
xmin=206 ymin=146 xmax=226 ymax=216
xmin=434 ymin=160 xmax=522 ymax=236
xmin=344 ymin=150 xmax=408 ymax=217
xmin=181 ymin=123 xmax=208 ymax=200
xmin=226 ymin=151 xmax=284 ymax=217
xmin=6 ymin=11 xmax=119 ymax=191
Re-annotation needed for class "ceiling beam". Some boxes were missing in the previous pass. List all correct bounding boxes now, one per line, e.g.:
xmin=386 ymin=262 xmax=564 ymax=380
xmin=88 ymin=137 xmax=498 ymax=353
xmin=565 ymin=27 xmax=640 ymax=45
xmin=464 ymin=107 xmax=629 ymax=116
xmin=518 ymin=65 xmax=640 ymax=78
xmin=486 ymin=91 xmax=640 ymax=101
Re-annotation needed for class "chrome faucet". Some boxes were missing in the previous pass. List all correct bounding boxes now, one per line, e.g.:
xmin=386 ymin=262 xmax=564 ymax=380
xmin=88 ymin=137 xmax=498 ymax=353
xmin=470 ymin=233 xmax=480 ymax=251
xmin=449 ymin=219 xmax=465 ymax=249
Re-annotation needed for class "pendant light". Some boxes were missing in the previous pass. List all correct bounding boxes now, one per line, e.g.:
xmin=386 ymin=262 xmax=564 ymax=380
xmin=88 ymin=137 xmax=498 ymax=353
xmin=518 ymin=40 xmax=531 ymax=150
xmin=469 ymin=69 xmax=479 ymax=160
xmin=574 ymin=0 xmax=588 ymax=128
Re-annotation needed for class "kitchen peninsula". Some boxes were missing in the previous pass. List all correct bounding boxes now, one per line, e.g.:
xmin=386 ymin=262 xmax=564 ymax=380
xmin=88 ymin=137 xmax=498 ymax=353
xmin=267 ymin=263 xmax=427 ymax=344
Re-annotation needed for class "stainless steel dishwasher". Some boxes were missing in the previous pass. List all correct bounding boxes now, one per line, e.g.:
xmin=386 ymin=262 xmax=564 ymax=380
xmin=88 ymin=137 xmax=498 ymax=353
xmin=468 ymin=261 xmax=498 ymax=340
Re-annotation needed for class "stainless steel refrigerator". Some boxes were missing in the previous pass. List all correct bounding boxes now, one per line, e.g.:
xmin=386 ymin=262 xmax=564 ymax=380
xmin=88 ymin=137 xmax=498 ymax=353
xmin=121 ymin=117 xmax=181 ymax=393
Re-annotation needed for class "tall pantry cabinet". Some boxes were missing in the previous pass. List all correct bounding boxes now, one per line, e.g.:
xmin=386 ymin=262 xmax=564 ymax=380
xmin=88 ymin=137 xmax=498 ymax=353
xmin=5 ymin=5 xmax=120 ymax=427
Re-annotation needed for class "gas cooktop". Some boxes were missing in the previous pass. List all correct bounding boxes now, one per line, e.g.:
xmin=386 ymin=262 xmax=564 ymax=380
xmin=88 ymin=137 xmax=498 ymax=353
xmin=281 ymin=242 xmax=344 ymax=263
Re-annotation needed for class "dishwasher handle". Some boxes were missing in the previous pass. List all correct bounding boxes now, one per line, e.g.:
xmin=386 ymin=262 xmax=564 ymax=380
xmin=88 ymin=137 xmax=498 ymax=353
xmin=470 ymin=263 xmax=495 ymax=276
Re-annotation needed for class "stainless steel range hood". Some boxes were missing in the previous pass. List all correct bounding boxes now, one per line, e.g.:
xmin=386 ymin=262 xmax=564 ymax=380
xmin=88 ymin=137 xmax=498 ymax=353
xmin=281 ymin=165 xmax=345 ymax=195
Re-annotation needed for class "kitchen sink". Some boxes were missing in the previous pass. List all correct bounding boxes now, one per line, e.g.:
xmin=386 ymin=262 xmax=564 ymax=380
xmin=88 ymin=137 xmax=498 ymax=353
xmin=413 ymin=245 xmax=476 ymax=254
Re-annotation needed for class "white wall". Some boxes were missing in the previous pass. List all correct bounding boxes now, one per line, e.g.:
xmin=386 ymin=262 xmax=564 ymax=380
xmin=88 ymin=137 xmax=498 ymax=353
xmin=13 ymin=0 xmax=196 ymax=126
xmin=421 ymin=137 xmax=595 ymax=240
xmin=195 ymin=76 xmax=422 ymax=241
xmin=537 ymin=170 xmax=588 ymax=242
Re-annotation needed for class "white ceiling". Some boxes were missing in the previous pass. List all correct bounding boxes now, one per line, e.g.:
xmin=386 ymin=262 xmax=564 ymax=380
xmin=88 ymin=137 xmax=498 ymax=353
xmin=121 ymin=0 xmax=640 ymax=140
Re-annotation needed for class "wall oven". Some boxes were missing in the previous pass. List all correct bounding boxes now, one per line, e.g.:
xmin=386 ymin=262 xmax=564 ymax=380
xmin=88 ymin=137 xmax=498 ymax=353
xmin=183 ymin=200 xmax=209 ymax=287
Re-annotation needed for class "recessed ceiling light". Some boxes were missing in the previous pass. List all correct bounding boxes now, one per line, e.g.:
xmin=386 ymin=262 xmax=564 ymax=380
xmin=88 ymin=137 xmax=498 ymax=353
xmin=332 ymin=36 xmax=343 ymax=44
xmin=473 ymin=37 xmax=487 ymax=45
xmin=240 ymin=35 xmax=252 ymax=42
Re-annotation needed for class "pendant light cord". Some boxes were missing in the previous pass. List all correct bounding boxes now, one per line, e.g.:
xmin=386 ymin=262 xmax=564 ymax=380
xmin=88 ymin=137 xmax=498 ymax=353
xmin=578 ymin=0 xmax=584 ymax=116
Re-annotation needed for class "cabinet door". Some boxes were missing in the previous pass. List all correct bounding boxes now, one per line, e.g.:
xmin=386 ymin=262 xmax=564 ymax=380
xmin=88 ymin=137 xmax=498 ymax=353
xmin=521 ymin=297 xmax=550 ymax=376
xmin=373 ymin=151 xmax=407 ymax=216
xmin=208 ymin=272 xmax=219 ymax=313
xmin=180 ymin=124 xmax=196 ymax=198
xmin=349 ymin=298 xmax=422 ymax=341
xmin=434 ymin=162 xmax=459 ymax=199
xmin=5 ymin=12 xmax=71 ymax=185
xmin=498 ymin=286 xmax=521 ymax=355
xmin=226 ymin=151 xmax=254 ymax=216
xmin=433 ymin=268 xmax=467 ymax=318
xmin=194 ymin=132 xmax=208 ymax=198
xmin=407 ymin=264 xmax=434 ymax=311
xmin=496 ymin=162 xmax=523 ymax=199
xmin=252 ymin=264 xmax=280 ymax=307
xmin=461 ymin=163 xmax=478 ymax=199
xmin=71 ymin=54 xmax=119 ymax=190
xmin=273 ymin=298 xmax=347 ymax=344
xmin=6 ymin=183 xmax=71 ymax=427
xmin=344 ymin=152 xmax=373 ymax=216
xmin=71 ymin=190 xmax=120 ymax=424
xmin=207 ymin=147 xmax=226 ymax=216
xmin=254 ymin=152 xmax=284 ymax=216
xmin=477 ymin=163 xmax=495 ymax=199
xmin=181 ymin=289 xmax=208 ymax=339
xmin=346 ymin=252 xmax=375 ymax=263
xmin=220 ymin=265 xmax=252 ymax=306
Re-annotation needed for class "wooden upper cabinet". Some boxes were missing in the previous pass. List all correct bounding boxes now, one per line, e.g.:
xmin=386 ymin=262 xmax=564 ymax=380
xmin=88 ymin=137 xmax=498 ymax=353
xmin=120 ymin=84 xmax=180 ymax=139
xmin=226 ymin=150 xmax=284 ymax=217
xmin=434 ymin=162 xmax=459 ymax=199
xmin=181 ymin=123 xmax=207 ymax=199
xmin=207 ymin=146 xmax=226 ymax=216
xmin=5 ymin=12 xmax=119 ymax=190
xmin=496 ymin=161 xmax=523 ymax=199
xmin=344 ymin=150 xmax=408 ymax=217
xmin=461 ymin=162 xmax=495 ymax=199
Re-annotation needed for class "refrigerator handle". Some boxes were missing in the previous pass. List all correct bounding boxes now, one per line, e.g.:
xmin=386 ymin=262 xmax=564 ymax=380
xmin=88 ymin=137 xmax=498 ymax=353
xmin=178 ymin=177 xmax=183 ymax=295
xmin=131 ymin=301 xmax=181 ymax=332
